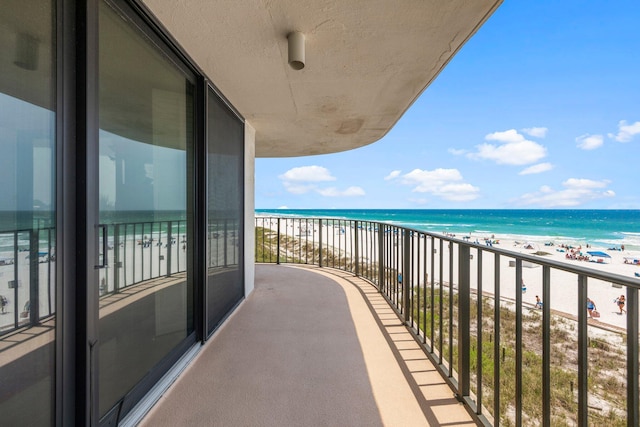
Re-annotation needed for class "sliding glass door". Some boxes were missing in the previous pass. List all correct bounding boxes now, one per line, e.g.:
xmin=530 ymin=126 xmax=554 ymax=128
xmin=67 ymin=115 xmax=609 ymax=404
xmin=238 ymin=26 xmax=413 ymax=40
xmin=97 ymin=1 xmax=195 ymax=422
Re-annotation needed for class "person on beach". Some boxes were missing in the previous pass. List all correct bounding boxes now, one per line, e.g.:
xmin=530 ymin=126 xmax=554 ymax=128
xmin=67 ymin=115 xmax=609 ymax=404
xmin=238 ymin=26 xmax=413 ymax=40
xmin=535 ymin=295 xmax=543 ymax=309
xmin=586 ymin=298 xmax=597 ymax=318
xmin=615 ymin=295 xmax=626 ymax=314
xmin=521 ymin=279 xmax=526 ymax=294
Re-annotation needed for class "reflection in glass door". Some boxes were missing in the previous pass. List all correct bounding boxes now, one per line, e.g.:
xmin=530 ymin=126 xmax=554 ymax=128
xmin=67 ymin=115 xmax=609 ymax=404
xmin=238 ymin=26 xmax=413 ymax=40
xmin=0 ymin=1 xmax=56 ymax=425
xmin=98 ymin=1 xmax=194 ymax=421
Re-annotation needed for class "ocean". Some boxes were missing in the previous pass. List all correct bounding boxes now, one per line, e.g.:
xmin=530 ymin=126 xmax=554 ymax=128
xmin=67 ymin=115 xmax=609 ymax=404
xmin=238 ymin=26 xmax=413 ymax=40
xmin=1 ymin=209 xmax=638 ymax=253
xmin=255 ymin=209 xmax=640 ymax=251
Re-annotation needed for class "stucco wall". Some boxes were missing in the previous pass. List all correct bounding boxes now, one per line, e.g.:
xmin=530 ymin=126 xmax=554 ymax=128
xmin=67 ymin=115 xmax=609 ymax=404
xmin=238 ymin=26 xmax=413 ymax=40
xmin=244 ymin=121 xmax=256 ymax=296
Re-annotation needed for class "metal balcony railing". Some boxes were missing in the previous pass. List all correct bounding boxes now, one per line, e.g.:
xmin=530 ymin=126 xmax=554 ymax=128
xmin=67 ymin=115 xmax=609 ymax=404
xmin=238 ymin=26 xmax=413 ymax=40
xmin=255 ymin=216 xmax=640 ymax=427
xmin=1 ymin=218 xmax=241 ymax=335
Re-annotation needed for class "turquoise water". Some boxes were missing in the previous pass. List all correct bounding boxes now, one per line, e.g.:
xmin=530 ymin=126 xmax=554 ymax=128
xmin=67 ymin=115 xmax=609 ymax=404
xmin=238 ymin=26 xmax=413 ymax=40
xmin=255 ymin=209 xmax=640 ymax=250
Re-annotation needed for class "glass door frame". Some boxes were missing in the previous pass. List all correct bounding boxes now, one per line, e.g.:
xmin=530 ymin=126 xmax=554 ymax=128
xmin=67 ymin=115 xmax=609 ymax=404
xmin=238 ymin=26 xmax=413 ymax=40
xmin=57 ymin=0 xmax=207 ymax=424
xmin=94 ymin=0 xmax=206 ymax=425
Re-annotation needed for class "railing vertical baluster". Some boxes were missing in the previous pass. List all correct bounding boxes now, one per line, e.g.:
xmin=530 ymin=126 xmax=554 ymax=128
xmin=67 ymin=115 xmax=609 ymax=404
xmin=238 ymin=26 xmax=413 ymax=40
xmin=577 ymin=274 xmax=588 ymax=426
xmin=494 ymin=253 xmax=501 ymax=427
xmin=47 ymin=228 xmax=53 ymax=315
xmin=398 ymin=228 xmax=402 ymax=308
xmin=476 ymin=248 xmax=483 ymax=415
xmin=114 ymin=224 xmax=120 ymax=291
xmin=448 ymin=241 xmax=453 ymax=377
xmin=378 ymin=224 xmax=384 ymax=291
xmin=430 ymin=237 xmax=435 ymax=353
xmin=133 ymin=223 xmax=138 ymax=283
xmin=157 ymin=223 xmax=161 ymax=276
xmin=334 ymin=220 xmax=347 ymax=268
xmin=368 ymin=223 xmax=372 ymax=281
xmin=387 ymin=226 xmax=391 ymax=296
xmin=332 ymin=220 xmax=336 ymax=269
xmin=355 ymin=220 xmax=359 ymax=276
xmin=627 ymin=286 xmax=639 ymax=427
xmin=439 ymin=238 xmax=443 ymax=365
xmin=29 ymin=229 xmax=39 ymax=324
xmin=276 ymin=218 xmax=281 ymax=265
xmin=403 ymin=229 xmax=411 ymax=323
xmin=515 ymin=259 xmax=523 ymax=426
xmin=299 ymin=219 xmax=303 ymax=264
xmin=305 ymin=218 xmax=309 ymax=264
xmin=422 ymin=234 xmax=427 ymax=343
xmin=542 ymin=265 xmax=551 ymax=427
xmin=142 ymin=222 xmax=153 ymax=280
xmin=13 ymin=231 xmax=19 ymax=328
xmin=123 ymin=225 xmax=128 ymax=286
xmin=166 ymin=221 xmax=172 ymax=276
xmin=411 ymin=234 xmax=422 ymax=337
xmin=224 ymin=218 xmax=228 ymax=267
xmin=318 ymin=219 xmax=323 ymax=268
xmin=458 ymin=243 xmax=471 ymax=399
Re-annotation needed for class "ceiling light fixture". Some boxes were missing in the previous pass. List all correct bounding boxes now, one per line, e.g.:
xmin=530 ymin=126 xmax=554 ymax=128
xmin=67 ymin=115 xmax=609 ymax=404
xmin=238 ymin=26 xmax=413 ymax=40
xmin=287 ymin=32 xmax=305 ymax=70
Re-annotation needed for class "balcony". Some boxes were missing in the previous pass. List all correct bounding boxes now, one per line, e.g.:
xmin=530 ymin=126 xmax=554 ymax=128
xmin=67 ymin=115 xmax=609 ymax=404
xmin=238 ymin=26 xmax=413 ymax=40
xmin=139 ymin=263 xmax=475 ymax=426
xmin=249 ymin=217 xmax=639 ymax=426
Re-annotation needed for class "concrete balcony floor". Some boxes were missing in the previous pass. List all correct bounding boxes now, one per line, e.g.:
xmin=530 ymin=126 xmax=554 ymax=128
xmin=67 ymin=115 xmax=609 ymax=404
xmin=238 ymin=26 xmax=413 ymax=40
xmin=140 ymin=264 xmax=475 ymax=426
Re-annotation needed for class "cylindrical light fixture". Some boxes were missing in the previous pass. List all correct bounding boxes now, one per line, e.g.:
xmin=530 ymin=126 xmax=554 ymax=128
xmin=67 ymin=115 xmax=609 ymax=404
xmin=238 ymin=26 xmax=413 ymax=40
xmin=287 ymin=32 xmax=305 ymax=70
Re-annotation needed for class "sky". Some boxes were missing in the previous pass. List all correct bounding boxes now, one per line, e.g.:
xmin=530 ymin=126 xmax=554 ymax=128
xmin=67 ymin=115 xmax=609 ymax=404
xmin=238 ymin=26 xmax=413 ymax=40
xmin=255 ymin=0 xmax=640 ymax=210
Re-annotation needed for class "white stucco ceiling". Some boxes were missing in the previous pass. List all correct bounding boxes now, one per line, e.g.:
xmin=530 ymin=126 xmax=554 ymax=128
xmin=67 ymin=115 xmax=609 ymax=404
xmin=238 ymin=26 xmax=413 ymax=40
xmin=142 ymin=0 xmax=502 ymax=157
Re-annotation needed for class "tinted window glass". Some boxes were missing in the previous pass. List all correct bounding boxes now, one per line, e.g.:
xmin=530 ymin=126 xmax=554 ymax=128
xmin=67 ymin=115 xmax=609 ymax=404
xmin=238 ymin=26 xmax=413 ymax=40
xmin=207 ymin=90 xmax=244 ymax=334
xmin=0 ymin=1 xmax=56 ymax=425
xmin=98 ymin=1 xmax=194 ymax=418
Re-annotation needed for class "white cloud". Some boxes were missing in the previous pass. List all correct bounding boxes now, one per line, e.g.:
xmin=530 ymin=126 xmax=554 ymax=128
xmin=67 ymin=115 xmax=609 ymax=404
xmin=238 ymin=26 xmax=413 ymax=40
xmin=468 ymin=129 xmax=547 ymax=165
xmin=279 ymin=165 xmax=339 ymax=194
xmin=515 ymin=178 xmax=615 ymax=207
xmin=278 ymin=166 xmax=365 ymax=197
xmin=563 ymin=178 xmax=609 ymax=189
xmin=316 ymin=186 xmax=365 ymax=197
xmin=576 ymin=134 xmax=603 ymax=150
xmin=278 ymin=165 xmax=336 ymax=182
xmin=282 ymin=182 xmax=315 ymax=195
xmin=486 ymin=129 xmax=526 ymax=144
xmin=437 ymin=183 xmax=481 ymax=201
xmin=277 ymin=205 xmax=289 ymax=209
xmin=399 ymin=168 xmax=480 ymax=202
xmin=384 ymin=170 xmax=401 ymax=180
xmin=448 ymin=148 xmax=467 ymax=156
xmin=519 ymin=162 xmax=553 ymax=175
xmin=522 ymin=127 xmax=548 ymax=138
xmin=608 ymin=120 xmax=640 ymax=142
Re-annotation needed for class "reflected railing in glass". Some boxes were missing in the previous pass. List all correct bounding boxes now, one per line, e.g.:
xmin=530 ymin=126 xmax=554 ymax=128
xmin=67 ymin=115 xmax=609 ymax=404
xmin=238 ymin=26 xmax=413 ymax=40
xmin=0 ymin=227 xmax=56 ymax=335
xmin=1 ymin=217 xmax=242 ymax=336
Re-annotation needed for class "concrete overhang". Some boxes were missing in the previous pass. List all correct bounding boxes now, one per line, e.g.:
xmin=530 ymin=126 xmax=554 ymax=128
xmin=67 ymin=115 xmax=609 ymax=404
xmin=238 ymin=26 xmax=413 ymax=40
xmin=142 ymin=0 xmax=502 ymax=157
